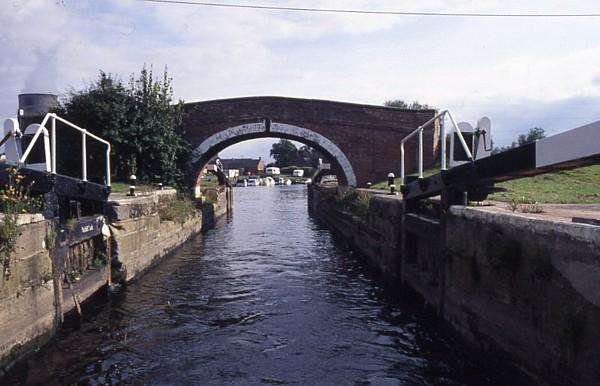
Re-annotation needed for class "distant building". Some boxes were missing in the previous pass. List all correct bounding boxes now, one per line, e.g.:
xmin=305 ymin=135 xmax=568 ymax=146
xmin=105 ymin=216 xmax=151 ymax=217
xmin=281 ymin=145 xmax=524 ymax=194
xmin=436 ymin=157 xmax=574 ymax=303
xmin=265 ymin=166 xmax=280 ymax=175
xmin=221 ymin=157 xmax=265 ymax=176
xmin=226 ymin=169 xmax=239 ymax=179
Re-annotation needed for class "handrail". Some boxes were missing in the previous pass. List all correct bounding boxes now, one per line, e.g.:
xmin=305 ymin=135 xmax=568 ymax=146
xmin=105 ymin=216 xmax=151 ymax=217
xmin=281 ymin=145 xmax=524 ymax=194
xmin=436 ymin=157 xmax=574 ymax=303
xmin=18 ymin=113 xmax=112 ymax=186
xmin=400 ymin=109 xmax=473 ymax=186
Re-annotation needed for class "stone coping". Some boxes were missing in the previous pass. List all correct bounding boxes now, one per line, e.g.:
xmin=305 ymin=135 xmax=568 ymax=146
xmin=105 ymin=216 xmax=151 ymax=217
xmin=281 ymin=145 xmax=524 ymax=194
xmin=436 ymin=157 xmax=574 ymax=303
xmin=107 ymin=188 xmax=177 ymax=205
xmin=450 ymin=205 xmax=600 ymax=244
xmin=0 ymin=213 xmax=45 ymax=226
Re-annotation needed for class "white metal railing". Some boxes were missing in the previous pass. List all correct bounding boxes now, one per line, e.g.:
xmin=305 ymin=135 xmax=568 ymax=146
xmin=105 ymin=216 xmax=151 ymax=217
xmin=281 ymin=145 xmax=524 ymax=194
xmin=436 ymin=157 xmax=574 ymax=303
xmin=400 ymin=109 xmax=473 ymax=186
xmin=19 ymin=113 xmax=112 ymax=186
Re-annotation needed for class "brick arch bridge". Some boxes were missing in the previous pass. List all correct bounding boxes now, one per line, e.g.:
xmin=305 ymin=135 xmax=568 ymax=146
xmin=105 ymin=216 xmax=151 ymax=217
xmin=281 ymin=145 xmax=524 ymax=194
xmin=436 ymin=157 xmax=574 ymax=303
xmin=183 ymin=96 xmax=439 ymax=188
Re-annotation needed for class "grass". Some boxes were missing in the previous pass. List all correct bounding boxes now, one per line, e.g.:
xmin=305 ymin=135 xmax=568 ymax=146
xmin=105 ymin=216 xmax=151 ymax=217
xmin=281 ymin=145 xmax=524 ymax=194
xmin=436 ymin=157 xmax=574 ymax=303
xmin=370 ymin=164 xmax=600 ymax=204
xmin=490 ymin=164 xmax=600 ymax=204
xmin=110 ymin=182 xmax=157 ymax=193
xmin=200 ymin=175 xmax=219 ymax=187
xmin=371 ymin=167 xmax=439 ymax=189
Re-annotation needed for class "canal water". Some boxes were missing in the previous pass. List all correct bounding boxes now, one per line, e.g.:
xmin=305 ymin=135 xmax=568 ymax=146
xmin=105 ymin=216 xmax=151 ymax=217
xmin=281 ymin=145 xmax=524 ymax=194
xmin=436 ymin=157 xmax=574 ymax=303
xmin=7 ymin=185 xmax=523 ymax=385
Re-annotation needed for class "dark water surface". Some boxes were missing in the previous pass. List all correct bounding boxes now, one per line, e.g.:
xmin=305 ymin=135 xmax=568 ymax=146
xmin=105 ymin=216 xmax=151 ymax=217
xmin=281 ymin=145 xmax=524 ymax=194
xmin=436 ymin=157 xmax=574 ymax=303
xmin=7 ymin=185 xmax=522 ymax=385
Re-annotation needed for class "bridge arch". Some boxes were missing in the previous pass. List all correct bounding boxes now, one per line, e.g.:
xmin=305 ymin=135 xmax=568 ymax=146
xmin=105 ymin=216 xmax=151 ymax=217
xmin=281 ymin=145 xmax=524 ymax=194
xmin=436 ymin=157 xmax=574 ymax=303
xmin=189 ymin=120 xmax=357 ymax=190
xmin=183 ymin=96 xmax=440 ymax=189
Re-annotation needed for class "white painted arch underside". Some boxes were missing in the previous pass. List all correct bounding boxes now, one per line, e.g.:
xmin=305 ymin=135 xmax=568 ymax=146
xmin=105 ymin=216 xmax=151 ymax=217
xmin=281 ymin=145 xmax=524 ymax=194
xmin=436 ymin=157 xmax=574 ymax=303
xmin=191 ymin=121 xmax=357 ymax=186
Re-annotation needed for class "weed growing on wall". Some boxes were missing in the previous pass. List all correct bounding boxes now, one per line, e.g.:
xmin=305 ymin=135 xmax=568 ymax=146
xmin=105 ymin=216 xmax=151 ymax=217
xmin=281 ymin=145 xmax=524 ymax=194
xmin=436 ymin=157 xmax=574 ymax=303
xmin=506 ymin=196 xmax=544 ymax=214
xmin=335 ymin=187 xmax=358 ymax=210
xmin=334 ymin=187 xmax=371 ymax=218
xmin=67 ymin=270 xmax=80 ymax=284
xmin=507 ymin=198 xmax=520 ymax=212
xmin=0 ymin=205 xmax=19 ymax=279
xmin=520 ymin=200 xmax=544 ymax=214
xmin=0 ymin=167 xmax=43 ymax=212
xmin=91 ymin=249 xmax=107 ymax=268
xmin=0 ymin=167 xmax=43 ymax=279
xmin=41 ymin=270 xmax=53 ymax=284
xmin=65 ymin=218 xmax=76 ymax=232
xmin=158 ymin=195 xmax=198 ymax=225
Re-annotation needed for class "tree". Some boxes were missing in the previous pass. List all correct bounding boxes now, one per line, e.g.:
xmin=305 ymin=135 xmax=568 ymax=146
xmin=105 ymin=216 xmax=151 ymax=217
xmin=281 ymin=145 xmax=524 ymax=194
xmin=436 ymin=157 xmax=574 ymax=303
xmin=385 ymin=99 xmax=408 ymax=109
xmin=517 ymin=127 xmax=546 ymax=146
xmin=384 ymin=99 xmax=431 ymax=110
xmin=491 ymin=127 xmax=546 ymax=154
xmin=270 ymin=139 xmax=298 ymax=167
xmin=59 ymin=66 xmax=190 ymax=187
xmin=297 ymin=145 xmax=325 ymax=168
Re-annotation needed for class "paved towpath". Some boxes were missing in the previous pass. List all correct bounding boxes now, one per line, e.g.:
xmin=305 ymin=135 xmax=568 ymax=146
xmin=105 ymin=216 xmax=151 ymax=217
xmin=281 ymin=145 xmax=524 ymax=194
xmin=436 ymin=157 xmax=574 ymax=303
xmin=481 ymin=201 xmax=600 ymax=225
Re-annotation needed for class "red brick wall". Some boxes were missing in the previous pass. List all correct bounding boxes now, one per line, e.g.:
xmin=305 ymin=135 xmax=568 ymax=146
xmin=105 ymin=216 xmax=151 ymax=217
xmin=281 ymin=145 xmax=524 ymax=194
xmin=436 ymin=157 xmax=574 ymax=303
xmin=183 ymin=96 xmax=439 ymax=186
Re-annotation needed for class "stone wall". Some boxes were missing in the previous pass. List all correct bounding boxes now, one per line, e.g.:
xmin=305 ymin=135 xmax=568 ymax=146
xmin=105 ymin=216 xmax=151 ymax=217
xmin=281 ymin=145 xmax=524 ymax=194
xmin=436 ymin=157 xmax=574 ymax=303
xmin=200 ymin=186 xmax=230 ymax=230
xmin=444 ymin=206 xmax=600 ymax=386
xmin=106 ymin=187 xmax=231 ymax=283
xmin=106 ymin=190 xmax=203 ymax=282
xmin=310 ymin=185 xmax=600 ymax=385
xmin=0 ymin=215 xmax=54 ymax=370
xmin=0 ymin=214 xmax=114 ymax=372
xmin=309 ymin=186 xmax=404 ymax=284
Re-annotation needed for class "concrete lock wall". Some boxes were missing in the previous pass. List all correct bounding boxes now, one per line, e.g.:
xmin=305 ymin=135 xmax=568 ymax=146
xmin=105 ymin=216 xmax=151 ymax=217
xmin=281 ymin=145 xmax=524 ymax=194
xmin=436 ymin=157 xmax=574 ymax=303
xmin=309 ymin=186 xmax=404 ymax=283
xmin=106 ymin=190 xmax=204 ymax=282
xmin=0 ymin=214 xmax=114 ymax=371
xmin=444 ymin=207 xmax=600 ymax=386
xmin=200 ymin=186 xmax=230 ymax=230
xmin=309 ymin=185 xmax=600 ymax=386
xmin=0 ymin=215 xmax=55 ymax=371
xmin=106 ymin=188 xmax=230 ymax=283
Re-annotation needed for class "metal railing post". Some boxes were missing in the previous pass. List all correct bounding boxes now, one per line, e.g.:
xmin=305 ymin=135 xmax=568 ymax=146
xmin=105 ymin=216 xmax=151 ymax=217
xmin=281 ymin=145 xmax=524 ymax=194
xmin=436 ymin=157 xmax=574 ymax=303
xmin=418 ymin=128 xmax=423 ymax=178
xmin=82 ymin=130 xmax=87 ymax=181
xmin=440 ymin=112 xmax=447 ymax=170
xmin=399 ymin=109 xmax=474 ymax=184
xmin=447 ymin=111 xmax=473 ymax=161
xmin=51 ymin=114 xmax=56 ymax=174
xmin=106 ymin=145 xmax=111 ymax=187
xmin=400 ymin=143 xmax=405 ymax=186
xmin=21 ymin=113 xmax=111 ymax=186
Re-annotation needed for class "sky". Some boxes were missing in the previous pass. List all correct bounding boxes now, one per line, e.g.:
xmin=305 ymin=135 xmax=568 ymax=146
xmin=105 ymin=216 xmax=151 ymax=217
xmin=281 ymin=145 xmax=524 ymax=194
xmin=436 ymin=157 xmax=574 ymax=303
xmin=1 ymin=0 xmax=600 ymax=163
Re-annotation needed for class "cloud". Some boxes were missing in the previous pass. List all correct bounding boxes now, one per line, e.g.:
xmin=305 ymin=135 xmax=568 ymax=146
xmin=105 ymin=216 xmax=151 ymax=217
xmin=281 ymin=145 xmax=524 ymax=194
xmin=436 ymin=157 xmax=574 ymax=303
xmin=470 ymin=95 xmax=600 ymax=147
xmin=1 ymin=0 xmax=600 ymax=161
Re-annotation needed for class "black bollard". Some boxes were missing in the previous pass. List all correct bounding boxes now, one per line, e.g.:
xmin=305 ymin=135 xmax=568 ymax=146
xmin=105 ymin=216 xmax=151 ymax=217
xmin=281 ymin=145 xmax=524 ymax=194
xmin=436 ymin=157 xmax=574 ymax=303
xmin=128 ymin=174 xmax=137 ymax=196
xmin=387 ymin=172 xmax=395 ymax=187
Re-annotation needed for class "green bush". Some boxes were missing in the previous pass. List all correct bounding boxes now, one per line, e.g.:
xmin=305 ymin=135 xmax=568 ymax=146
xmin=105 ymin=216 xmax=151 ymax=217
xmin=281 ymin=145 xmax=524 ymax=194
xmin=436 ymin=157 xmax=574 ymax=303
xmin=59 ymin=66 xmax=190 ymax=188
